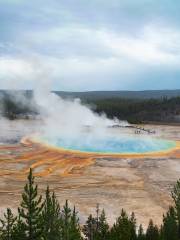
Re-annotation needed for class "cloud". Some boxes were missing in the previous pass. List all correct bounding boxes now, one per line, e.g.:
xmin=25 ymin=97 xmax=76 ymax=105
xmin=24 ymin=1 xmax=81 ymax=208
xmin=0 ymin=57 xmax=33 ymax=89
xmin=104 ymin=25 xmax=180 ymax=65
xmin=20 ymin=24 xmax=180 ymax=64
xmin=0 ymin=0 xmax=180 ymax=90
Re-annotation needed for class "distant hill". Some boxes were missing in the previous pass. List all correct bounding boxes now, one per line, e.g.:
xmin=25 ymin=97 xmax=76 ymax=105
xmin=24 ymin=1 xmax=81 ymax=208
xmin=54 ymin=90 xmax=180 ymax=100
xmin=1 ymin=89 xmax=180 ymax=100
xmin=1 ymin=89 xmax=180 ymax=123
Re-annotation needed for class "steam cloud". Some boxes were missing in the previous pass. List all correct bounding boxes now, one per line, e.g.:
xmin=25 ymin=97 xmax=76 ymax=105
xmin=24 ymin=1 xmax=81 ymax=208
xmin=0 ymin=59 xmax=173 ymax=154
xmin=33 ymin=86 xmax=126 ymax=148
xmin=0 ymin=58 xmax=127 ymax=148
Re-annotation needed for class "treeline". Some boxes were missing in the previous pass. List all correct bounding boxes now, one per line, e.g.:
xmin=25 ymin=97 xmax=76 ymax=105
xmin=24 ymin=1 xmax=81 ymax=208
xmin=1 ymin=98 xmax=36 ymax=120
xmin=0 ymin=91 xmax=37 ymax=120
xmin=1 ymin=90 xmax=180 ymax=123
xmin=1 ymin=169 xmax=180 ymax=239
xmin=88 ymin=97 xmax=180 ymax=124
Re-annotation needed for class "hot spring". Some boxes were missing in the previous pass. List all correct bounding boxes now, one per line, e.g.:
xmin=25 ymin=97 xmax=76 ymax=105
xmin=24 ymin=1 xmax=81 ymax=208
xmin=40 ymin=133 xmax=176 ymax=154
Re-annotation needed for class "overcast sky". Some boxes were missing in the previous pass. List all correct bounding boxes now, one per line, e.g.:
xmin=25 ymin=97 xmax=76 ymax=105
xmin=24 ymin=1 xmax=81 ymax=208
xmin=0 ymin=0 xmax=180 ymax=91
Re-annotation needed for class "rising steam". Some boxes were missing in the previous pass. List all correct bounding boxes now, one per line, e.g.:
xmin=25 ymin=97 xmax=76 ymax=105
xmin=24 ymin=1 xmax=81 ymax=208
xmin=1 ymin=59 xmax=170 ymax=154
xmin=0 ymin=59 xmax=128 ymax=148
xmin=33 ymin=87 xmax=126 ymax=147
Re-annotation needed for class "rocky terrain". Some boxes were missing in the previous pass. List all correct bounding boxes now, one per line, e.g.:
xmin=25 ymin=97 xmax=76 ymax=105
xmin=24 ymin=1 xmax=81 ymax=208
xmin=0 ymin=119 xmax=180 ymax=227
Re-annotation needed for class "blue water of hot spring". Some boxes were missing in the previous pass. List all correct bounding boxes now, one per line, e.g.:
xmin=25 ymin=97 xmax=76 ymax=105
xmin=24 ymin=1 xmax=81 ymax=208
xmin=43 ymin=135 xmax=176 ymax=154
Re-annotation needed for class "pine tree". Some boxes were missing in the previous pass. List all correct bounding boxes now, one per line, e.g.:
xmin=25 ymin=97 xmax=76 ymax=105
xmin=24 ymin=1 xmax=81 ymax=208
xmin=96 ymin=209 xmax=109 ymax=240
xmin=146 ymin=219 xmax=159 ymax=240
xmin=18 ymin=168 xmax=44 ymax=240
xmin=159 ymin=225 xmax=164 ymax=240
xmin=0 ymin=208 xmax=16 ymax=240
xmin=137 ymin=224 xmax=145 ymax=240
xmin=110 ymin=209 xmax=134 ymax=240
xmin=69 ymin=206 xmax=82 ymax=240
xmin=42 ymin=187 xmax=62 ymax=240
xmin=162 ymin=206 xmax=178 ymax=240
xmin=172 ymin=179 xmax=180 ymax=237
xmin=130 ymin=212 xmax=137 ymax=240
xmin=83 ymin=214 xmax=96 ymax=240
xmin=95 ymin=204 xmax=100 ymax=233
xmin=61 ymin=200 xmax=72 ymax=240
xmin=11 ymin=217 xmax=26 ymax=240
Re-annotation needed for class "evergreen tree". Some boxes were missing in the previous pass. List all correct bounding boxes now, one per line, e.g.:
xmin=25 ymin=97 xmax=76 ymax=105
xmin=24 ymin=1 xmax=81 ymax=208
xmin=96 ymin=209 xmax=109 ymax=240
xmin=69 ymin=206 xmax=82 ymax=240
xmin=42 ymin=187 xmax=62 ymax=240
xmin=95 ymin=204 xmax=100 ymax=233
xmin=61 ymin=200 xmax=72 ymax=240
xmin=172 ymin=179 xmax=180 ymax=237
xmin=18 ymin=168 xmax=44 ymax=240
xmin=61 ymin=200 xmax=81 ymax=240
xmin=162 ymin=206 xmax=178 ymax=240
xmin=11 ymin=217 xmax=26 ymax=240
xmin=146 ymin=219 xmax=159 ymax=240
xmin=137 ymin=224 xmax=145 ymax=240
xmin=0 ymin=208 xmax=16 ymax=240
xmin=83 ymin=214 xmax=96 ymax=240
xmin=130 ymin=212 xmax=137 ymax=240
xmin=159 ymin=225 xmax=164 ymax=240
xmin=110 ymin=209 xmax=135 ymax=240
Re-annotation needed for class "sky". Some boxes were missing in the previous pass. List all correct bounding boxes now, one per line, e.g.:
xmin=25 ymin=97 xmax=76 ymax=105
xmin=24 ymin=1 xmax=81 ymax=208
xmin=0 ymin=0 xmax=180 ymax=91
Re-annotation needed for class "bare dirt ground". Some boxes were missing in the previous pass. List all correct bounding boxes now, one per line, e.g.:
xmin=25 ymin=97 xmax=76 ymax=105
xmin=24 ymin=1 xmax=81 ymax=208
xmin=0 ymin=119 xmax=180 ymax=227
